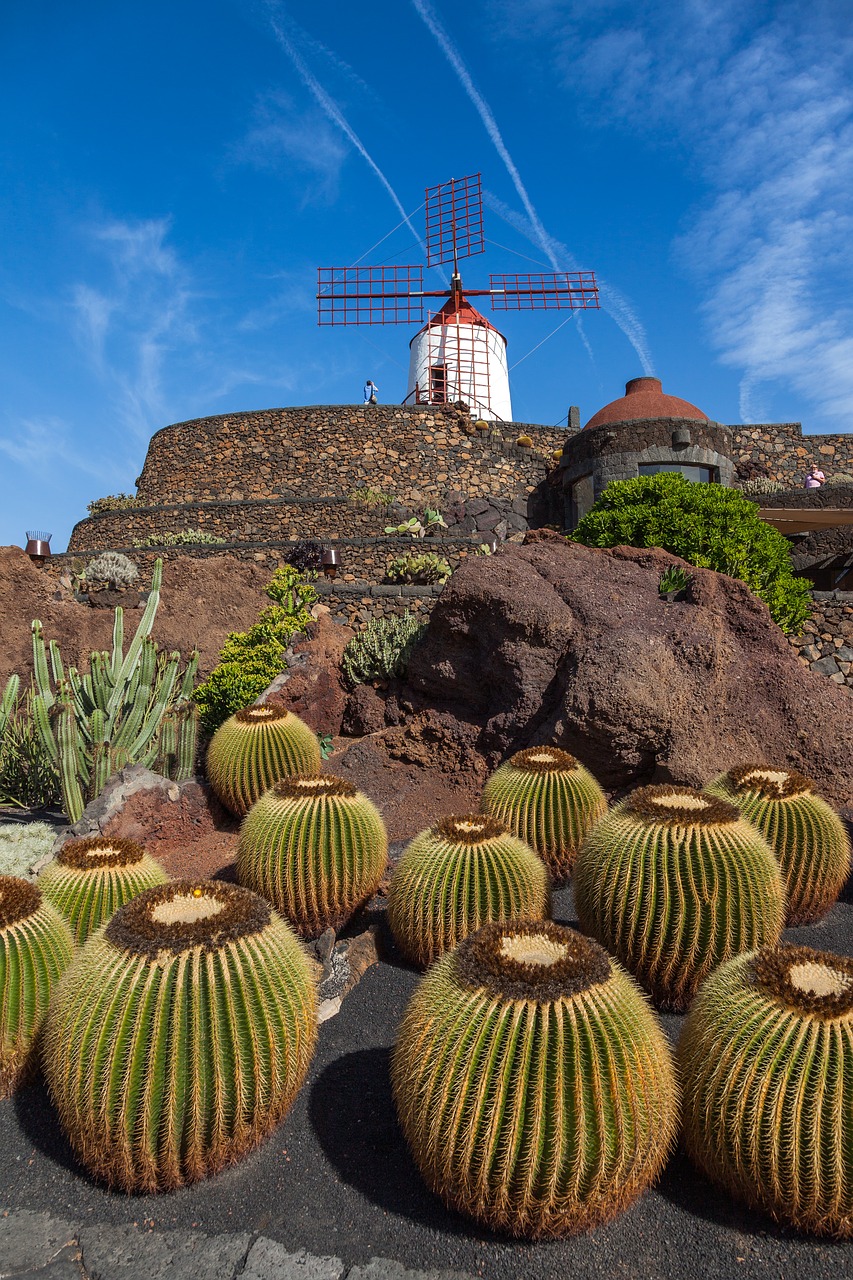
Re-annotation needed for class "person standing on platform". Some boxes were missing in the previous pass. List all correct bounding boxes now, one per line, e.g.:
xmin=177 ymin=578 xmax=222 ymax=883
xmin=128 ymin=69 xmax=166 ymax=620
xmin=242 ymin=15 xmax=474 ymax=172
xmin=363 ymin=379 xmax=378 ymax=404
xmin=804 ymin=464 xmax=826 ymax=489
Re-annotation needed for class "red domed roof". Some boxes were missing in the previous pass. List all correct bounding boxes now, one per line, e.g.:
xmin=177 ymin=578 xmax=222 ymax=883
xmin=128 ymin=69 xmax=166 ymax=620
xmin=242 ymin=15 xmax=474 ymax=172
xmin=584 ymin=377 xmax=707 ymax=430
xmin=412 ymin=293 xmax=503 ymax=342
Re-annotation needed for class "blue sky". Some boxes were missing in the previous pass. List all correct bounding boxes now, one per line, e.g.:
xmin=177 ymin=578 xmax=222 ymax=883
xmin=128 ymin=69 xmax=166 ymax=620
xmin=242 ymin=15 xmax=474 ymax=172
xmin=2 ymin=0 xmax=852 ymax=549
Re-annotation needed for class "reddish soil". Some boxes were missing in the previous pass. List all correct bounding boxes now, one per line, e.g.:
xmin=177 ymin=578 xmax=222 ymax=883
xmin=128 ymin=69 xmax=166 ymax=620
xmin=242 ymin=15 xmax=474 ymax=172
xmin=0 ymin=547 xmax=272 ymax=685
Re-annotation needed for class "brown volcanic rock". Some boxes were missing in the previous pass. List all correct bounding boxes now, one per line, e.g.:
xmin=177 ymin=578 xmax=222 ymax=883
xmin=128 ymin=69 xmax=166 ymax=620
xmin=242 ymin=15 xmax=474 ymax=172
xmin=264 ymin=610 xmax=353 ymax=735
xmin=0 ymin=548 xmax=271 ymax=685
xmin=402 ymin=535 xmax=853 ymax=808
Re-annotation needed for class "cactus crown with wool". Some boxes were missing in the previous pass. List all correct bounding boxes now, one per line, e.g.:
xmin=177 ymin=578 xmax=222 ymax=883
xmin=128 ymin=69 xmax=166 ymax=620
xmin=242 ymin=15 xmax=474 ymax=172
xmin=481 ymin=746 xmax=607 ymax=883
xmin=0 ymin=877 xmax=74 ymax=1096
xmin=387 ymin=813 xmax=550 ymax=967
xmin=392 ymin=919 xmax=679 ymax=1238
xmin=38 ymin=836 xmax=168 ymax=946
xmin=573 ymin=783 xmax=785 ymax=1011
xmin=707 ymin=764 xmax=852 ymax=925
xmin=206 ymin=704 xmax=322 ymax=817
xmin=43 ymin=878 xmax=317 ymax=1192
xmin=679 ymin=943 xmax=853 ymax=1236
xmin=236 ymin=773 xmax=387 ymax=937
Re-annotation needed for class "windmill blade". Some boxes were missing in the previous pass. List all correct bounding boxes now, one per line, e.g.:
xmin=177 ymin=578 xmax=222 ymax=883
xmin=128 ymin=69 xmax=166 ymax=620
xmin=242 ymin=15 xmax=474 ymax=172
xmin=425 ymin=173 xmax=484 ymax=267
xmin=488 ymin=272 xmax=600 ymax=310
xmin=317 ymin=266 xmax=425 ymax=325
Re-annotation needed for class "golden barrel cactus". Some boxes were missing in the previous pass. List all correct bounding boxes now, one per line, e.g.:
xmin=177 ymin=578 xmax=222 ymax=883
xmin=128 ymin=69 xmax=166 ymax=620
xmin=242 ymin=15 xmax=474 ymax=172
xmin=43 ymin=879 xmax=317 ymax=1192
xmin=0 ymin=878 xmax=74 ymax=1096
xmin=38 ymin=836 xmax=168 ymax=945
xmin=206 ymin=705 xmax=322 ymax=816
xmin=392 ymin=919 xmax=679 ymax=1238
xmin=236 ymin=774 xmax=387 ymax=937
xmin=679 ymin=943 xmax=853 ymax=1236
xmin=707 ymin=765 xmax=852 ymax=924
xmin=387 ymin=814 xmax=550 ymax=967
xmin=574 ymin=784 xmax=785 ymax=1011
xmin=481 ymin=746 xmax=607 ymax=883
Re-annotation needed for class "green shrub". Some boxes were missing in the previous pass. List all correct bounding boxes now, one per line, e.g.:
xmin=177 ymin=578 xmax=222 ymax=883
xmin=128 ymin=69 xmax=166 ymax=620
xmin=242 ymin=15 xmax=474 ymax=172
xmin=570 ymin=473 xmax=810 ymax=633
xmin=87 ymin=493 xmax=142 ymax=516
xmin=340 ymin=611 xmax=427 ymax=688
xmin=385 ymin=551 xmax=451 ymax=585
xmin=85 ymin=551 xmax=139 ymax=589
xmin=193 ymin=566 xmax=317 ymax=733
xmin=0 ymin=684 xmax=61 ymax=811
xmin=348 ymin=486 xmax=396 ymax=507
xmin=132 ymin=528 xmax=226 ymax=547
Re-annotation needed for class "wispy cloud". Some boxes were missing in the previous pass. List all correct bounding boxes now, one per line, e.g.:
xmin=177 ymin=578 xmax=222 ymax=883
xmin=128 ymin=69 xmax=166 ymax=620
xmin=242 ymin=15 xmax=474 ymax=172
xmin=232 ymin=90 xmax=348 ymax=202
xmin=0 ymin=415 xmax=118 ymax=483
xmin=495 ymin=0 xmax=853 ymax=428
xmin=263 ymin=2 xmax=426 ymax=257
xmin=412 ymin=0 xmax=654 ymax=374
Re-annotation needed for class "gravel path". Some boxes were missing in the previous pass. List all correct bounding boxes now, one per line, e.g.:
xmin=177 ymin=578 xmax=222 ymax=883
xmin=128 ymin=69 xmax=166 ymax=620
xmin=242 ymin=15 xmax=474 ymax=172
xmin=2 ymin=884 xmax=853 ymax=1280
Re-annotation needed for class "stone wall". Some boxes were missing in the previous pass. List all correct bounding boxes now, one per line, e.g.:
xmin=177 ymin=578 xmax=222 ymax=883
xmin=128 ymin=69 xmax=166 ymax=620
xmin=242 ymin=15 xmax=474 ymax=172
xmin=789 ymin=592 xmax=853 ymax=691
xmin=732 ymin=423 xmax=853 ymax=484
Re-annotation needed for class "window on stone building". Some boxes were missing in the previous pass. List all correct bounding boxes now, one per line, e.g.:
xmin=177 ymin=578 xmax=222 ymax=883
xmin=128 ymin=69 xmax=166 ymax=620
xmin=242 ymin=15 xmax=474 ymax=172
xmin=429 ymin=364 xmax=448 ymax=403
xmin=638 ymin=463 xmax=717 ymax=483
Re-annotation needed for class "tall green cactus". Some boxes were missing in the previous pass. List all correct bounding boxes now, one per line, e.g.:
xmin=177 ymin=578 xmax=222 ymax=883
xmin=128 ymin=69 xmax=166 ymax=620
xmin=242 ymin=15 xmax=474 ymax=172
xmin=0 ymin=877 xmax=74 ymax=1096
xmin=43 ymin=879 xmax=318 ymax=1191
xmin=30 ymin=560 xmax=200 ymax=822
xmin=392 ymin=919 xmax=679 ymax=1238
xmin=0 ymin=675 xmax=20 ymax=742
xmin=679 ymin=944 xmax=853 ymax=1236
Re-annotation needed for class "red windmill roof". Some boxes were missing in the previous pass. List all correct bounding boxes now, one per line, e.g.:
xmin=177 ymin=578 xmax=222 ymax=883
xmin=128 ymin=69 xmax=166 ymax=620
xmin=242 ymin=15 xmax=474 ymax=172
xmin=413 ymin=293 xmax=505 ymax=342
xmin=585 ymin=377 xmax=707 ymax=429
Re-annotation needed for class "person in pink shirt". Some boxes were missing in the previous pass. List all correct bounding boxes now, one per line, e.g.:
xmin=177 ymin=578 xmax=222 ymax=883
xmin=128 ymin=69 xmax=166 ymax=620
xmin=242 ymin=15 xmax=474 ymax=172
xmin=804 ymin=465 xmax=826 ymax=489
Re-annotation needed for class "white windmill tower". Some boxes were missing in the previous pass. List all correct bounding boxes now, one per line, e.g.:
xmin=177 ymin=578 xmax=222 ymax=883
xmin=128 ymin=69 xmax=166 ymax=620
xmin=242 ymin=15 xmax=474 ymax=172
xmin=317 ymin=173 xmax=599 ymax=420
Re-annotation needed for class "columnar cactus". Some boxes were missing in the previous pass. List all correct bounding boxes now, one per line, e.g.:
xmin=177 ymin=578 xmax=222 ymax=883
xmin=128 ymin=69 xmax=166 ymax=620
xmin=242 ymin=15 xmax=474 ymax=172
xmin=706 ymin=765 xmax=852 ymax=924
xmin=206 ymin=705 xmax=322 ymax=817
xmin=236 ymin=774 xmax=387 ymax=937
xmin=387 ymin=814 xmax=550 ymax=967
xmin=43 ymin=879 xmax=317 ymax=1192
xmin=0 ymin=878 xmax=74 ymax=1096
xmin=481 ymin=747 xmax=607 ymax=882
xmin=392 ymin=919 xmax=679 ymax=1238
xmin=38 ymin=837 xmax=168 ymax=945
xmin=574 ymin=784 xmax=785 ymax=1011
xmin=679 ymin=943 xmax=853 ymax=1236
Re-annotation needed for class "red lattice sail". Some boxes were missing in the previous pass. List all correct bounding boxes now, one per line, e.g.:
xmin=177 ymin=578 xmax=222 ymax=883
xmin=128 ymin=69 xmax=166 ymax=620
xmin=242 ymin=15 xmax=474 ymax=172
xmin=425 ymin=173 xmax=484 ymax=268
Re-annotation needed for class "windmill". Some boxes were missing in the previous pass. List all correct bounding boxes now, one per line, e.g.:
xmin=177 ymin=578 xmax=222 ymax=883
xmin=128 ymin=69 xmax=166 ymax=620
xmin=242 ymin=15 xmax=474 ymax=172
xmin=317 ymin=173 xmax=600 ymax=421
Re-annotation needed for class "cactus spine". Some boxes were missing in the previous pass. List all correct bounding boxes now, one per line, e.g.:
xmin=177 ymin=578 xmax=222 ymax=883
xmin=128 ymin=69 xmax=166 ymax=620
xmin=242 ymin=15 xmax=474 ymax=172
xmin=38 ymin=837 xmax=168 ymax=945
xmin=0 ymin=878 xmax=74 ymax=1096
xmin=43 ymin=879 xmax=317 ymax=1192
xmin=237 ymin=774 xmax=387 ymax=937
xmin=387 ymin=814 xmax=550 ymax=967
xmin=206 ymin=705 xmax=321 ymax=817
xmin=392 ymin=919 xmax=679 ymax=1238
xmin=574 ymin=784 xmax=785 ymax=1011
xmin=679 ymin=944 xmax=853 ymax=1236
xmin=31 ymin=560 xmax=199 ymax=822
xmin=481 ymin=746 xmax=607 ymax=883
xmin=706 ymin=765 xmax=852 ymax=924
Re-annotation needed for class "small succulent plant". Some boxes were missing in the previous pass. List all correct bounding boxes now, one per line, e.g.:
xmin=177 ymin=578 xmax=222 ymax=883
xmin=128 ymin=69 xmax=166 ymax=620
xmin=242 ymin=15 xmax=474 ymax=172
xmin=206 ymin=705 xmax=322 ymax=817
xmin=0 ymin=877 xmax=74 ymax=1096
xmin=481 ymin=746 xmax=607 ymax=883
xmin=387 ymin=813 xmax=550 ymax=967
xmin=84 ymin=552 xmax=140 ymax=591
xmin=392 ymin=919 xmax=679 ymax=1238
xmin=679 ymin=943 xmax=853 ymax=1236
xmin=574 ymin=784 xmax=786 ymax=1011
xmin=43 ymin=879 xmax=317 ymax=1191
xmin=706 ymin=765 xmax=852 ymax=924
xmin=38 ymin=836 xmax=168 ymax=945
xmin=236 ymin=774 xmax=387 ymax=937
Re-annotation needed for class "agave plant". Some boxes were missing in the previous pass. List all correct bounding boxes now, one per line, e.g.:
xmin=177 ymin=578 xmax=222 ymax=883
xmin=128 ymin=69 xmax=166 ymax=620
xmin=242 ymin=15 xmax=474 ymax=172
xmin=387 ymin=813 xmax=550 ymax=966
xmin=236 ymin=774 xmax=387 ymax=937
xmin=206 ymin=704 xmax=322 ymax=817
xmin=0 ymin=877 xmax=74 ymax=1096
xmin=43 ymin=879 xmax=317 ymax=1191
xmin=679 ymin=943 xmax=853 ymax=1236
xmin=481 ymin=746 xmax=607 ymax=883
xmin=574 ymin=783 xmax=786 ymax=1010
xmin=38 ymin=836 xmax=168 ymax=945
xmin=392 ymin=919 xmax=679 ymax=1238
xmin=706 ymin=765 xmax=852 ymax=924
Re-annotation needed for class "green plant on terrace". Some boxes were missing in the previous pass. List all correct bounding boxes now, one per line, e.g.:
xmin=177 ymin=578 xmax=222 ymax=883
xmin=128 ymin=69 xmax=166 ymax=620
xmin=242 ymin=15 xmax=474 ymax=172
xmin=385 ymin=551 xmax=451 ymax=585
xmin=30 ymin=561 xmax=200 ymax=822
xmin=570 ymin=472 xmax=810 ymax=634
xmin=87 ymin=493 xmax=142 ymax=516
xmin=341 ymin=611 xmax=427 ymax=688
xmin=348 ymin=486 xmax=396 ymax=507
xmin=193 ymin=565 xmax=318 ymax=733
xmin=132 ymin=527 xmax=226 ymax=547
